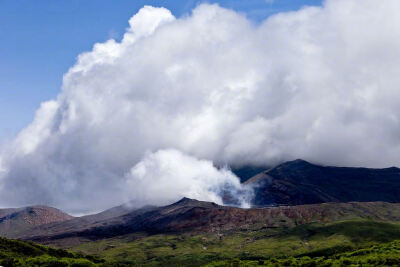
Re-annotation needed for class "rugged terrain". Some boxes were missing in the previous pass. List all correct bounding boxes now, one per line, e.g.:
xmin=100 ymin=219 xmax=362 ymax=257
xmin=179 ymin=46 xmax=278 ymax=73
xmin=1 ymin=159 xmax=400 ymax=266
xmin=2 ymin=200 xmax=400 ymax=266
xmin=245 ymin=159 xmax=400 ymax=206
xmin=3 ymin=159 xmax=400 ymax=243
xmin=10 ymin=198 xmax=400 ymax=247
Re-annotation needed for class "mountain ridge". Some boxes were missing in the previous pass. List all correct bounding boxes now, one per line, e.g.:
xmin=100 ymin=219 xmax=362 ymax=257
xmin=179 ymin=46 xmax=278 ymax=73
xmin=0 ymin=205 xmax=73 ymax=238
xmin=245 ymin=159 xmax=400 ymax=206
xmin=2 ymin=159 xmax=400 ymax=247
xmin=13 ymin=199 xmax=400 ymax=247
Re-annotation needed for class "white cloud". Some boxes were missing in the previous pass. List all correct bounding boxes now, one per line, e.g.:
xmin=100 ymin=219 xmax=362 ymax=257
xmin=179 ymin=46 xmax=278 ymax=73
xmin=1 ymin=0 xmax=400 ymax=213
xmin=11 ymin=101 xmax=59 ymax=156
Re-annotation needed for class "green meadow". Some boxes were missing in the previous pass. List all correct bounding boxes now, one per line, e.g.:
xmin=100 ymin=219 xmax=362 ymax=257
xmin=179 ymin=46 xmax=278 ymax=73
xmin=68 ymin=220 xmax=400 ymax=266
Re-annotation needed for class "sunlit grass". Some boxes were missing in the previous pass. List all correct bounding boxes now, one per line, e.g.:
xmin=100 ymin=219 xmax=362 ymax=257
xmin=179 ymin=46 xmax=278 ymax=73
xmin=70 ymin=220 xmax=400 ymax=266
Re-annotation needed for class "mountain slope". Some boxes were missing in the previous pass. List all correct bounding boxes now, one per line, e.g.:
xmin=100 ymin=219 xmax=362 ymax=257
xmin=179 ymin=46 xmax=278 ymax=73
xmin=245 ymin=159 xmax=400 ymax=206
xmin=15 ymin=198 xmax=400 ymax=247
xmin=0 ymin=206 xmax=73 ymax=238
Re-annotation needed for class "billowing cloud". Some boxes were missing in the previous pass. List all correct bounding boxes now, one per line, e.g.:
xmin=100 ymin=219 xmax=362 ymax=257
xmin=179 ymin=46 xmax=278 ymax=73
xmin=1 ymin=0 xmax=400 ymax=213
xmin=125 ymin=149 xmax=252 ymax=208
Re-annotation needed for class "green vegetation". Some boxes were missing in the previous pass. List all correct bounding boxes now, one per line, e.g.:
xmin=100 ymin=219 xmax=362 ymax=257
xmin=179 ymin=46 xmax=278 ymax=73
xmin=205 ymin=240 xmax=400 ymax=266
xmin=3 ymin=219 xmax=400 ymax=266
xmin=0 ymin=237 xmax=104 ymax=267
xmin=71 ymin=220 xmax=400 ymax=266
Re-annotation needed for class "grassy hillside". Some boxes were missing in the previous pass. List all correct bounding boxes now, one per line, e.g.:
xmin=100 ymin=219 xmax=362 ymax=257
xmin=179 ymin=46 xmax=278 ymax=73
xmin=0 ymin=237 xmax=103 ymax=267
xmin=70 ymin=219 xmax=400 ymax=266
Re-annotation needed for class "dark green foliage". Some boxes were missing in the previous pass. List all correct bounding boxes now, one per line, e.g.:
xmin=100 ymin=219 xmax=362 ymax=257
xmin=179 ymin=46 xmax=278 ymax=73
xmin=281 ymin=220 xmax=400 ymax=243
xmin=205 ymin=240 xmax=400 ymax=266
xmin=0 ymin=237 xmax=103 ymax=266
xmin=296 ymin=245 xmax=354 ymax=258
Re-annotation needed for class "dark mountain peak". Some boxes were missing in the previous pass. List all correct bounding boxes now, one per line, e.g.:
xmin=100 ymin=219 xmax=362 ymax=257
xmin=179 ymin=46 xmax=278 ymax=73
xmin=166 ymin=197 xmax=197 ymax=208
xmin=167 ymin=197 xmax=220 ymax=209
xmin=385 ymin=166 xmax=400 ymax=172
xmin=276 ymin=159 xmax=314 ymax=169
xmin=262 ymin=159 xmax=318 ymax=179
xmin=247 ymin=159 xmax=400 ymax=207
xmin=173 ymin=197 xmax=205 ymax=205
xmin=290 ymin=158 xmax=312 ymax=164
xmin=176 ymin=197 xmax=194 ymax=204
xmin=231 ymin=165 xmax=270 ymax=183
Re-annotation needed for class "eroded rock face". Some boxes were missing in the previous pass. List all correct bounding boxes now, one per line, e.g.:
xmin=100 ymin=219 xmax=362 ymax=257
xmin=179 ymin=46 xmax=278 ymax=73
xmin=135 ymin=200 xmax=400 ymax=233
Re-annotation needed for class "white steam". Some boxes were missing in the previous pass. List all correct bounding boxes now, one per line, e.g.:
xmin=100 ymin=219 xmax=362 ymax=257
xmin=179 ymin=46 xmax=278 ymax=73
xmin=125 ymin=149 xmax=252 ymax=208
xmin=1 ymin=0 xmax=400 ymax=213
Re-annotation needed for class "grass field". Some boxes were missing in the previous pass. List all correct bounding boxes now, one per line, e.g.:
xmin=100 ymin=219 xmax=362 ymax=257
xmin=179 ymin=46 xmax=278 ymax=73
xmin=70 ymin=219 xmax=400 ymax=266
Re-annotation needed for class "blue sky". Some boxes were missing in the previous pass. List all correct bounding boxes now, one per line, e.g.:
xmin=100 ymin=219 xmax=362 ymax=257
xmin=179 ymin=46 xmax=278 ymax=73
xmin=0 ymin=0 xmax=322 ymax=138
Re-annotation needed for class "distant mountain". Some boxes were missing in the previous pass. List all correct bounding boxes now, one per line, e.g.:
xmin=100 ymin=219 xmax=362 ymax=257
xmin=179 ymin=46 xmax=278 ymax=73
xmin=80 ymin=202 xmax=139 ymax=222
xmin=231 ymin=165 xmax=269 ymax=183
xmin=0 ymin=206 xmax=73 ymax=237
xmin=245 ymin=159 xmax=400 ymax=206
xmin=0 ymin=202 xmax=141 ymax=246
xmin=15 ymin=198 xmax=400 ymax=246
xmin=3 ymin=160 xmax=400 ymax=248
